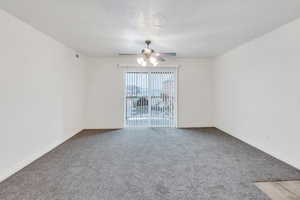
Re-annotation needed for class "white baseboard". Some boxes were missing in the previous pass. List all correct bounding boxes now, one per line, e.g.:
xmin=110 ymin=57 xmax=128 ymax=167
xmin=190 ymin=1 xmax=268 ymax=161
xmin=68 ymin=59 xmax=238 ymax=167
xmin=215 ymin=126 xmax=300 ymax=170
xmin=177 ymin=123 xmax=213 ymax=128
xmin=84 ymin=127 xmax=123 ymax=130
xmin=2 ymin=126 xmax=297 ymax=184
xmin=0 ymin=129 xmax=83 ymax=183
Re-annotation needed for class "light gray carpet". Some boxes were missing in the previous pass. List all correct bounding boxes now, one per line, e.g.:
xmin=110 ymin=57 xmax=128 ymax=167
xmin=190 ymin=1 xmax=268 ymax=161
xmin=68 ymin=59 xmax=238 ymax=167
xmin=0 ymin=128 xmax=300 ymax=200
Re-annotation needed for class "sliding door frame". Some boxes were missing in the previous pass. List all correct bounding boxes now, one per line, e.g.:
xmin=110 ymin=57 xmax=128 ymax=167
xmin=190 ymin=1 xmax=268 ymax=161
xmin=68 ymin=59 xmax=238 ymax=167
xmin=123 ymin=67 xmax=178 ymax=128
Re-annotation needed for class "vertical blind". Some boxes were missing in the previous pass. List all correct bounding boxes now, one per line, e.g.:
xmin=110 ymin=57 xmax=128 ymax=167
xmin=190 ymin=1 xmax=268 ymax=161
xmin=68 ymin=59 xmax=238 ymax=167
xmin=125 ymin=69 xmax=176 ymax=127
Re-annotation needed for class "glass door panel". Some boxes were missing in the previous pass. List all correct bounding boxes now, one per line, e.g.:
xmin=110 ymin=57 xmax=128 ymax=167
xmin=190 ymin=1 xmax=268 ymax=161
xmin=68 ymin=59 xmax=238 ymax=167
xmin=125 ymin=68 xmax=176 ymax=128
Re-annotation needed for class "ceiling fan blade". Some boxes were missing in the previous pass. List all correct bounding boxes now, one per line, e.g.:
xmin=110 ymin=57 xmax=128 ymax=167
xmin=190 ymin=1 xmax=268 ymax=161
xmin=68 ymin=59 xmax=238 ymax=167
xmin=118 ymin=53 xmax=139 ymax=56
xmin=156 ymin=56 xmax=166 ymax=62
xmin=120 ymin=52 xmax=176 ymax=57
xmin=158 ymin=52 xmax=177 ymax=57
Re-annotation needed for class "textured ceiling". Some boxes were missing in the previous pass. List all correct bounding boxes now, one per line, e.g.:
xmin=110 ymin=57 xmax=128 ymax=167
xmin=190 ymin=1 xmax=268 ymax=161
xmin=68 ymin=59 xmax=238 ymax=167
xmin=1 ymin=0 xmax=300 ymax=57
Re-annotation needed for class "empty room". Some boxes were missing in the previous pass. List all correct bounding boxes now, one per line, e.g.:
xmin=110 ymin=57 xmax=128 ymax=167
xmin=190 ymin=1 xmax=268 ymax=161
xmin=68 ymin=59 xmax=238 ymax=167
xmin=0 ymin=0 xmax=300 ymax=199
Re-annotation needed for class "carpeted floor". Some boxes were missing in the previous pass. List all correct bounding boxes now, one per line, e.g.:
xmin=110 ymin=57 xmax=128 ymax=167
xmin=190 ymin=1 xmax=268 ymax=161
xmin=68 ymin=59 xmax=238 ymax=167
xmin=0 ymin=128 xmax=300 ymax=200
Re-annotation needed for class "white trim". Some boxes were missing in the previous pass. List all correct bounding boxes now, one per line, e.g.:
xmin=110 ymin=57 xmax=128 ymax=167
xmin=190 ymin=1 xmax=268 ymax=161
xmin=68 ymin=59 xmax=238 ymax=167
xmin=147 ymin=70 xmax=151 ymax=127
xmin=174 ymin=68 xmax=178 ymax=128
xmin=0 ymin=129 xmax=83 ymax=183
xmin=117 ymin=64 xmax=180 ymax=68
xmin=125 ymin=67 xmax=177 ymax=73
xmin=123 ymin=70 xmax=127 ymax=128
xmin=216 ymin=126 xmax=300 ymax=170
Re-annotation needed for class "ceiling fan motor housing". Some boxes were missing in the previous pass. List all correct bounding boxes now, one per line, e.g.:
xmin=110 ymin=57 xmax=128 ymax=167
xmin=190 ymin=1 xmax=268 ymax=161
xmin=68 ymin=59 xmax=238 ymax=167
xmin=145 ymin=40 xmax=151 ymax=46
xmin=141 ymin=40 xmax=155 ymax=58
xmin=142 ymin=48 xmax=154 ymax=58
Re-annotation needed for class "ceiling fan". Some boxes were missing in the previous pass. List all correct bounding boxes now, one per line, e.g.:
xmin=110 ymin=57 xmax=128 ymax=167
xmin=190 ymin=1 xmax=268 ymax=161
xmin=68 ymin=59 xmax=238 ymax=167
xmin=119 ymin=40 xmax=176 ymax=66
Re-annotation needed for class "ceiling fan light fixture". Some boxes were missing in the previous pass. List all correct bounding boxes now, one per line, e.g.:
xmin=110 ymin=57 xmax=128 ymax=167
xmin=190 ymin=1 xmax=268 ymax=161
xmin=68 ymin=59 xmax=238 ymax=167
xmin=137 ymin=57 xmax=147 ymax=66
xmin=136 ymin=40 xmax=167 ymax=67
xmin=141 ymin=61 xmax=147 ymax=67
xmin=149 ymin=56 xmax=158 ymax=66
xmin=149 ymin=56 xmax=157 ymax=63
xmin=120 ymin=40 xmax=175 ymax=64
xmin=152 ymin=61 xmax=158 ymax=67
xmin=137 ymin=57 xmax=145 ymax=65
xmin=143 ymin=48 xmax=152 ymax=55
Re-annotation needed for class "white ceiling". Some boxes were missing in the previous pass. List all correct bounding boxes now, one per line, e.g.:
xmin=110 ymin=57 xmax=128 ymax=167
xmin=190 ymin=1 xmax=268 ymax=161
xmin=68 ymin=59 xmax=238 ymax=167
xmin=1 ymin=0 xmax=300 ymax=57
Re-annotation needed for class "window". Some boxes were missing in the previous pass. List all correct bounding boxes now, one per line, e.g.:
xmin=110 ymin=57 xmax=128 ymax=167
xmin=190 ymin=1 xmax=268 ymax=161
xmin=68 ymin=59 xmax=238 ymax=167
xmin=124 ymin=68 xmax=177 ymax=127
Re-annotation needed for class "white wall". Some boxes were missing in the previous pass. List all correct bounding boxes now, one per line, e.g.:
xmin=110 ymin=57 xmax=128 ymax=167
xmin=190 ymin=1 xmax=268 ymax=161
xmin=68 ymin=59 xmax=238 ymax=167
xmin=85 ymin=57 xmax=213 ymax=129
xmin=213 ymin=18 xmax=300 ymax=169
xmin=3 ymin=0 xmax=299 ymax=183
xmin=0 ymin=9 xmax=87 ymax=181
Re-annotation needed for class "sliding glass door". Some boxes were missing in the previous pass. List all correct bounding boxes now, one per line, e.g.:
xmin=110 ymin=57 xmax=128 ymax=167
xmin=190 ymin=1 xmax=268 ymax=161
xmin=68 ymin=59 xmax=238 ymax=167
xmin=124 ymin=68 xmax=177 ymax=128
